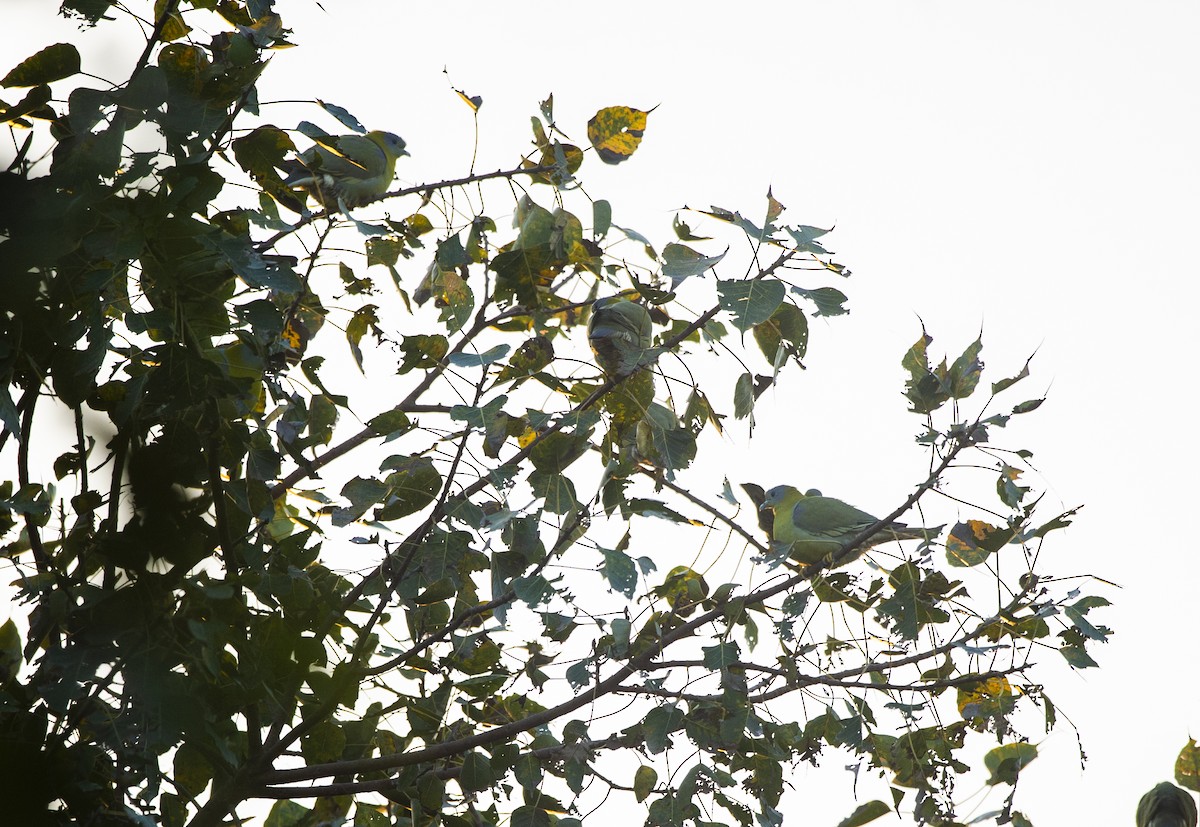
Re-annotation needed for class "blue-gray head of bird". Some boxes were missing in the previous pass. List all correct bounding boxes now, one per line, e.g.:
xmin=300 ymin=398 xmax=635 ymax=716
xmin=759 ymin=486 xmax=789 ymax=511
xmin=759 ymin=486 xmax=822 ymax=512
xmin=375 ymin=131 xmax=409 ymax=158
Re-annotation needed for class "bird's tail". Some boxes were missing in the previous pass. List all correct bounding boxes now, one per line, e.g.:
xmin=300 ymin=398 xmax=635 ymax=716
xmin=872 ymin=522 xmax=943 ymax=545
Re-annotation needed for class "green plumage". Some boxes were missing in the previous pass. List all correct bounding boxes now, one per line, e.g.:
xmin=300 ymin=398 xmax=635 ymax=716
xmin=588 ymin=298 xmax=653 ymax=379
xmin=1138 ymin=783 xmax=1198 ymax=827
xmin=284 ymin=129 xmax=408 ymax=210
xmin=760 ymin=484 xmax=937 ymax=567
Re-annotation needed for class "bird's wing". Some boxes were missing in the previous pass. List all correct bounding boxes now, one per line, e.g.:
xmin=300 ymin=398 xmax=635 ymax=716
xmin=790 ymin=497 xmax=878 ymax=540
xmin=311 ymin=134 xmax=386 ymax=178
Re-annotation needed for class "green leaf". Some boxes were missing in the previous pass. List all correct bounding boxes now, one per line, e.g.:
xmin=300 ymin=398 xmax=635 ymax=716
xmin=791 ymin=285 xmax=849 ymax=317
xmin=173 ymin=743 xmax=213 ymax=798
xmin=3 ymin=84 xmax=52 ymax=124
xmin=836 ymin=800 xmax=891 ymax=827
xmin=945 ymin=520 xmax=1013 ymax=567
xmin=375 ymin=455 xmax=442 ymax=521
xmin=514 ymin=754 xmax=543 ymax=790
xmin=0 ymin=618 xmax=21 ymax=684
xmin=636 ymin=404 xmax=697 ymax=471
xmin=992 ymin=353 xmax=1035 ymax=393
xmin=1063 ymin=596 xmax=1111 ymax=642
xmin=264 ymin=801 xmax=311 ymax=827
xmin=450 ymin=395 xmax=507 ymax=430
xmin=301 ymin=720 xmax=346 ymax=764
xmin=511 ymin=805 xmax=552 ymax=827
xmin=717 ymin=279 xmax=786 ymax=332
xmin=996 ymin=464 xmax=1030 ymax=507
xmin=399 ymin=334 xmax=449 ymax=374
xmin=332 ymin=476 xmax=388 ymax=527
xmin=496 ymin=336 xmax=554 ymax=385
xmin=346 ymin=304 xmax=379 ymax=372
xmin=448 ymin=344 xmax=510 ymax=367
xmin=877 ymin=564 xmax=951 ymax=640
xmin=459 ymin=750 xmax=493 ymax=793
xmin=587 ymin=105 xmax=650 ymax=164
xmin=529 ymin=469 xmax=578 ymax=515
xmin=354 ymin=806 xmax=392 ymax=827
xmin=673 ymin=214 xmax=711 ymax=242
xmin=1026 ymin=507 xmax=1079 ymax=540
xmin=438 ymin=269 xmax=475 ymax=332
xmin=643 ymin=704 xmax=685 ymax=753
xmin=317 ymin=99 xmax=366 ymax=132
xmin=529 ymin=429 xmax=590 ymax=474
xmin=232 ymin=124 xmax=296 ymax=200
xmin=662 ymin=242 xmax=727 ymax=288
xmin=947 ymin=336 xmax=983 ymax=399
xmin=634 ymin=765 xmax=658 ymax=802
xmin=700 ymin=205 xmax=767 ymax=241
xmin=753 ymin=301 xmax=808 ymax=366
xmin=785 ymin=224 xmax=833 ymax=254
xmin=367 ymin=408 xmax=413 ymax=437
xmin=733 ymin=372 xmax=755 ymax=420
xmin=160 ymin=793 xmax=186 ymax=827
xmin=512 ymin=575 xmax=554 ymax=606
xmin=528 ymin=141 xmax=584 ymax=186
xmin=3 ymin=43 xmax=81 ymax=87
xmin=702 ymin=641 xmax=740 ymax=670
xmin=626 ymin=498 xmax=693 ymax=524
xmin=1175 ymin=738 xmax=1200 ymax=792
xmin=983 ymin=742 xmax=1038 ymax=785
xmin=599 ymin=546 xmax=638 ymax=597
xmin=901 ymin=327 xmax=951 ymax=414
xmin=593 ymin=199 xmax=612 ymax=237
xmin=1059 ymin=643 xmax=1099 ymax=669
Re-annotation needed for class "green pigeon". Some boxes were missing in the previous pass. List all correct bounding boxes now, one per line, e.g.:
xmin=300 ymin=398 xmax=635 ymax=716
xmin=588 ymin=297 xmax=653 ymax=379
xmin=283 ymin=129 xmax=408 ymax=211
xmin=1137 ymin=783 xmax=1198 ymax=827
xmin=760 ymin=484 xmax=939 ymax=567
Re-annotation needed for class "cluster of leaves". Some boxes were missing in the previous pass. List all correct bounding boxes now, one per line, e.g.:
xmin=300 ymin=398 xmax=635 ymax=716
xmin=0 ymin=3 xmax=1109 ymax=827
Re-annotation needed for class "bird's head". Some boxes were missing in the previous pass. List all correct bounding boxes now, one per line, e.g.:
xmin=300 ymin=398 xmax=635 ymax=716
xmin=368 ymin=130 xmax=409 ymax=158
xmin=760 ymin=485 xmax=798 ymax=512
xmin=759 ymin=485 xmax=822 ymax=512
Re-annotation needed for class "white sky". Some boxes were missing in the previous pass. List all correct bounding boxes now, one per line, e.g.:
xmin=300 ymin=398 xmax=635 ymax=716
xmin=4 ymin=2 xmax=1199 ymax=825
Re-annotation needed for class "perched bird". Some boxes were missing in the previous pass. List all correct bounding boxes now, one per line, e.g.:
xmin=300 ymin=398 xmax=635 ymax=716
xmin=283 ymin=130 xmax=408 ymax=211
xmin=760 ymin=485 xmax=939 ymax=567
xmin=1137 ymin=782 xmax=1198 ymax=827
xmin=588 ymin=297 xmax=653 ymax=379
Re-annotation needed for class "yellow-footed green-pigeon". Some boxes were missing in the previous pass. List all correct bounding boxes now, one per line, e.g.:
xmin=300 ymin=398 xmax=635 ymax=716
xmin=283 ymin=130 xmax=407 ymax=211
xmin=588 ymin=297 xmax=653 ymax=379
xmin=760 ymin=484 xmax=938 ymax=567
xmin=1137 ymin=782 xmax=1198 ymax=827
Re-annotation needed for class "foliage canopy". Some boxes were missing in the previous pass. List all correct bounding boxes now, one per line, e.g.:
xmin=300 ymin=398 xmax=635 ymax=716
xmin=0 ymin=3 xmax=1110 ymax=827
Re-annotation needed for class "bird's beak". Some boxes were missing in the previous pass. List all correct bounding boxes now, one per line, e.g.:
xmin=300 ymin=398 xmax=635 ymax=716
xmin=758 ymin=502 xmax=772 ymax=512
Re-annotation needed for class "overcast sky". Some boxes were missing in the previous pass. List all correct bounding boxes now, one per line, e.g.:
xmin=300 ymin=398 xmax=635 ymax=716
xmin=5 ymin=2 xmax=1199 ymax=825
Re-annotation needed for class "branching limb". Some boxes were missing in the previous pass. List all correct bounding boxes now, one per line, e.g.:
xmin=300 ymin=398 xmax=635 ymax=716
xmin=254 ymin=165 xmax=555 ymax=254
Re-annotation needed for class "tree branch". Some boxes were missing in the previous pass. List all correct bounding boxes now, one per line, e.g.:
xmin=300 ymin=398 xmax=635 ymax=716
xmin=255 ymin=421 xmax=963 ymax=787
xmin=612 ymin=664 xmax=1032 ymax=704
xmin=254 ymin=165 xmax=554 ymax=254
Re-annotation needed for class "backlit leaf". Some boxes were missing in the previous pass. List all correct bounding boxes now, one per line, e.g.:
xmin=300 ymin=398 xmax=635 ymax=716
xmin=718 ymin=279 xmax=786 ymax=333
xmin=587 ymin=105 xmax=650 ymax=165
xmin=2 ymin=43 xmax=81 ymax=87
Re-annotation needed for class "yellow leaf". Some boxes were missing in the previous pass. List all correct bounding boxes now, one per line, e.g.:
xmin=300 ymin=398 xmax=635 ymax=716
xmin=957 ymin=676 xmax=1019 ymax=721
xmin=587 ymin=105 xmax=651 ymax=165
